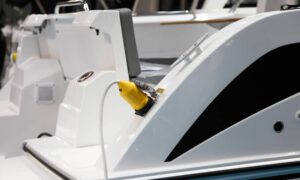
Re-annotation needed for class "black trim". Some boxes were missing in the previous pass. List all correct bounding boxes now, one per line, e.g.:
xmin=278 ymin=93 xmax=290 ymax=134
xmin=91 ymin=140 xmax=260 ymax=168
xmin=23 ymin=143 xmax=70 ymax=180
xmin=23 ymin=143 xmax=300 ymax=180
xmin=140 ymin=58 xmax=177 ymax=65
xmin=281 ymin=4 xmax=300 ymax=11
xmin=23 ymin=140 xmax=300 ymax=180
xmin=166 ymin=43 xmax=300 ymax=162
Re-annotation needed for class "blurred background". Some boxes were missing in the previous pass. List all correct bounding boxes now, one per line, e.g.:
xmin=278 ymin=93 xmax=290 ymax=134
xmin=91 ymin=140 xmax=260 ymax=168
xmin=0 ymin=0 xmax=297 ymax=87
xmin=0 ymin=0 xmax=257 ymax=55
xmin=0 ymin=0 xmax=257 ymax=24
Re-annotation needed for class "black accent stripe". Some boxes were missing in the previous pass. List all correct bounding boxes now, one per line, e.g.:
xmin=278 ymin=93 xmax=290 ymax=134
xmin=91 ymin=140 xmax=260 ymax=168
xmin=166 ymin=43 xmax=300 ymax=162
xmin=23 ymin=143 xmax=70 ymax=180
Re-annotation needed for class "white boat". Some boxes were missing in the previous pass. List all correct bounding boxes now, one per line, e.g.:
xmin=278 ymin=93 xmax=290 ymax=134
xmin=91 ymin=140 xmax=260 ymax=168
xmin=1 ymin=4 xmax=300 ymax=179
xmin=0 ymin=0 xmax=257 ymax=160
xmin=0 ymin=4 xmax=142 ymax=158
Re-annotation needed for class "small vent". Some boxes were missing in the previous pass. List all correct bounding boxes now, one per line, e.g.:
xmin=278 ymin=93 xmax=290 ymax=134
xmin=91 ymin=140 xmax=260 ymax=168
xmin=36 ymin=83 xmax=55 ymax=104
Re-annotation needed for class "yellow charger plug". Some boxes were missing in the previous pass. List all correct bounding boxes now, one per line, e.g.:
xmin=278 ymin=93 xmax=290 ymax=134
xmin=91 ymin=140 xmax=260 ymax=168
xmin=11 ymin=52 xmax=18 ymax=63
xmin=118 ymin=80 xmax=155 ymax=116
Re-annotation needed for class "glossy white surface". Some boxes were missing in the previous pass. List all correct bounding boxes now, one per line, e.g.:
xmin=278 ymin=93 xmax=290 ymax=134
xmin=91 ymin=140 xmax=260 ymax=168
xmin=133 ymin=8 xmax=256 ymax=59
xmin=0 ymin=10 xmax=131 ymax=158
xmin=0 ymin=57 xmax=66 ymax=158
xmin=26 ymin=137 xmax=104 ymax=179
xmin=0 ymin=27 xmax=68 ymax=158
xmin=0 ymin=155 xmax=60 ymax=180
xmin=3 ymin=9 xmax=300 ymax=180
xmin=56 ymin=70 xmax=133 ymax=147
xmin=110 ymin=10 xmax=300 ymax=178
xmin=28 ymin=11 xmax=129 ymax=80
xmin=133 ymin=8 xmax=256 ymax=24
xmin=53 ymin=10 xmax=134 ymax=147
xmin=20 ymin=9 xmax=136 ymax=179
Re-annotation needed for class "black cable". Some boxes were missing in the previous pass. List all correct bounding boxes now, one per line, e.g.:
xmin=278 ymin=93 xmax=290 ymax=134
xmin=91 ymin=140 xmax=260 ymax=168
xmin=37 ymin=132 xmax=53 ymax=138
xmin=23 ymin=143 xmax=70 ymax=180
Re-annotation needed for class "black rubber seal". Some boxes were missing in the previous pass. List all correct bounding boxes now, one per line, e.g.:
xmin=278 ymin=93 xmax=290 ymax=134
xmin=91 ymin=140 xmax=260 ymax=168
xmin=135 ymin=97 xmax=155 ymax=116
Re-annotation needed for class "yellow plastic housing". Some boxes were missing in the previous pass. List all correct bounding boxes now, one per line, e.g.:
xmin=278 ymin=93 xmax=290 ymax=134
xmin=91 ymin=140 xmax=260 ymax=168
xmin=118 ymin=81 xmax=149 ymax=110
xmin=11 ymin=52 xmax=18 ymax=62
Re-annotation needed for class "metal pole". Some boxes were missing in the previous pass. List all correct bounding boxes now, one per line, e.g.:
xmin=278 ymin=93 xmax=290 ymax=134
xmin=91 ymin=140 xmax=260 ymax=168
xmin=132 ymin=0 xmax=140 ymax=15
xmin=98 ymin=0 xmax=109 ymax=9
xmin=34 ymin=0 xmax=46 ymax=14
xmin=229 ymin=0 xmax=244 ymax=13
xmin=190 ymin=0 xmax=199 ymax=13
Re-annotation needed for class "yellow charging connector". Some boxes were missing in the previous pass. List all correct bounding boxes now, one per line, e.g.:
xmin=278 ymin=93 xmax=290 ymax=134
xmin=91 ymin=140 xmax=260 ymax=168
xmin=118 ymin=80 xmax=156 ymax=116
xmin=118 ymin=80 xmax=149 ymax=110
xmin=11 ymin=52 xmax=18 ymax=63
